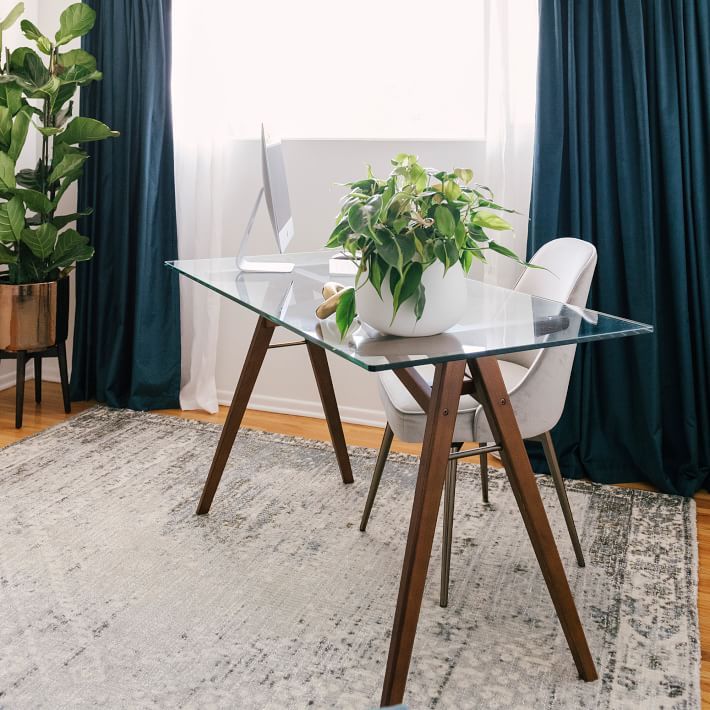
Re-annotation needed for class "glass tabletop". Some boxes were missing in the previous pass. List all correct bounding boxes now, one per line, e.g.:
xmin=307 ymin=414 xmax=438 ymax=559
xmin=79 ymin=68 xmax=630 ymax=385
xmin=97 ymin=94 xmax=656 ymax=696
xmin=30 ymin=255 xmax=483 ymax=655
xmin=166 ymin=252 xmax=653 ymax=372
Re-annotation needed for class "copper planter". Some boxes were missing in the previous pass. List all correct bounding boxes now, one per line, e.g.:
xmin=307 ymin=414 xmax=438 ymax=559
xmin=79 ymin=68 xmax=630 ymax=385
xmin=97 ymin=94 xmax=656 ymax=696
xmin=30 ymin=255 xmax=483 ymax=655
xmin=0 ymin=279 xmax=69 ymax=352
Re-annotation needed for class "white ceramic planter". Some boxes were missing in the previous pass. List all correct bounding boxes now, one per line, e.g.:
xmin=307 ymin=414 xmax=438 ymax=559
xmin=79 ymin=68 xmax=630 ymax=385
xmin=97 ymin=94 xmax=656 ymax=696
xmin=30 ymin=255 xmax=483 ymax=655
xmin=357 ymin=260 xmax=467 ymax=337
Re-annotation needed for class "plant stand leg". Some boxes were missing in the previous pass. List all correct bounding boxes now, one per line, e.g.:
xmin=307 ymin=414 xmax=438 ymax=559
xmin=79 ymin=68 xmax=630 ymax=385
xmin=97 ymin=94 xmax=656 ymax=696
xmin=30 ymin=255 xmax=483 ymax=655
xmin=380 ymin=360 xmax=467 ymax=707
xmin=196 ymin=316 xmax=276 ymax=515
xmin=468 ymin=356 xmax=597 ymax=682
xmin=57 ymin=342 xmax=70 ymax=414
xmin=34 ymin=355 xmax=42 ymax=404
xmin=15 ymin=351 xmax=27 ymax=429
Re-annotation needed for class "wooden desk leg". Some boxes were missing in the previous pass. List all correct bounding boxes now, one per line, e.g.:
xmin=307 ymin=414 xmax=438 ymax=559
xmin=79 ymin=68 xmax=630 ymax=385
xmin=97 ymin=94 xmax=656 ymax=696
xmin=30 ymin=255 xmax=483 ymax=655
xmin=381 ymin=360 xmax=467 ymax=707
xmin=306 ymin=342 xmax=354 ymax=484
xmin=196 ymin=316 xmax=276 ymax=515
xmin=469 ymin=356 xmax=598 ymax=682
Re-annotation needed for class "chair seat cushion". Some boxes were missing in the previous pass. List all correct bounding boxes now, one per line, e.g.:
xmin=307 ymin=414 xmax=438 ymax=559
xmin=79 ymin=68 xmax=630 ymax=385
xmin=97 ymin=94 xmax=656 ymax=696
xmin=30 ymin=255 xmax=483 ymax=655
xmin=377 ymin=360 xmax=529 ymax=443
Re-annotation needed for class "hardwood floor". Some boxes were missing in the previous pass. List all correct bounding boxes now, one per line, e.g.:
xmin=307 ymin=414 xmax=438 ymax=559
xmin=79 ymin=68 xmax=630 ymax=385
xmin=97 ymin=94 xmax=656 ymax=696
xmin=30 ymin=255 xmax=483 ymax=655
xmin=2 ymin=382 xmax=708 ymax=706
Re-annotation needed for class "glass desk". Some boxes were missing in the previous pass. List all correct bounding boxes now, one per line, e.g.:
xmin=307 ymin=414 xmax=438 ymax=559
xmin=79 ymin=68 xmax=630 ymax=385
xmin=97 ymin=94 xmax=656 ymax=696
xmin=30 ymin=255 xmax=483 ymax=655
xmin=166 ymin=252 xmax=653 ymax=706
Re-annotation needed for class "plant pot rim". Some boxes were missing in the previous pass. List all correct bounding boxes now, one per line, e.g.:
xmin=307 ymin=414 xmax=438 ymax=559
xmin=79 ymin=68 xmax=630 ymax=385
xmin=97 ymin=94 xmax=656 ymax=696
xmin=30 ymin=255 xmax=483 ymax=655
xmin=0 ymin=275 xmax=68 ymax=287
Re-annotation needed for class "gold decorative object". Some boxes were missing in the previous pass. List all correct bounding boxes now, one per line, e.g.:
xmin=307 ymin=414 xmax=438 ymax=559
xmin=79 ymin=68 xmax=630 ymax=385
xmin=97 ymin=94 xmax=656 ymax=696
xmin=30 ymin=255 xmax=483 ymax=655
xmin=0 ymin=281 xmax=58 ymax=352
xmin=315 ymin=281 xmax=347 ymax=320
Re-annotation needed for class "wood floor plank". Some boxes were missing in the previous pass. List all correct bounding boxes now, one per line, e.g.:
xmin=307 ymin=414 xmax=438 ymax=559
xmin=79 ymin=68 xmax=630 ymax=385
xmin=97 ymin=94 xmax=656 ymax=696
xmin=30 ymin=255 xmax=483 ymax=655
xmin=1 ymin=382 xmax=706 ymax=702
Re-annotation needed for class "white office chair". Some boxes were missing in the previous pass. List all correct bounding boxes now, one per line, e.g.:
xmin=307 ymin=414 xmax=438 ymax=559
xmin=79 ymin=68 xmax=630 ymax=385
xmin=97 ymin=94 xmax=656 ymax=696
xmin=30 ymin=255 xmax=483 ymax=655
xmin=359 ymin=238 xmax=598 ymax=607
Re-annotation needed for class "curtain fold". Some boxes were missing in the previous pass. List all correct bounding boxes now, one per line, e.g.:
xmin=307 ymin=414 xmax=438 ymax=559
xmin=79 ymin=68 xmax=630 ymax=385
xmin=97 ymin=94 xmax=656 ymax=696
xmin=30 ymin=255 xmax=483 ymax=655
xmin=70 ymin=0 xmax=181 ymax=410
xmin=529 ymin=0 xmax=710 ymax=495
xmin=482 ymin=0 xmax=539 ymax=287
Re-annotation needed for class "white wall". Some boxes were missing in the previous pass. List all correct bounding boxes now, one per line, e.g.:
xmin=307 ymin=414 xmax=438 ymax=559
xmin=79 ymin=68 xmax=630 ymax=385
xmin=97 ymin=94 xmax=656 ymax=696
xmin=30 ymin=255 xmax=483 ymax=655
xmin=1 ymin=3 xmax=487 ymax=426
xmin=211 ymin=140 xmax=485 ymax=425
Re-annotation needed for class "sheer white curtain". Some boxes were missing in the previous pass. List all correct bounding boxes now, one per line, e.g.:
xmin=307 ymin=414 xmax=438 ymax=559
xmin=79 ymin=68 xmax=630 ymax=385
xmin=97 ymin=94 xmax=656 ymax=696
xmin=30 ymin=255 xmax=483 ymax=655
xmin=172 ymin=0 xmax=539 ymax=412
xmin=172 ymin=5 xmax=235 ymax=412
xmin=482 ymin=0 xmax=540 ymax=287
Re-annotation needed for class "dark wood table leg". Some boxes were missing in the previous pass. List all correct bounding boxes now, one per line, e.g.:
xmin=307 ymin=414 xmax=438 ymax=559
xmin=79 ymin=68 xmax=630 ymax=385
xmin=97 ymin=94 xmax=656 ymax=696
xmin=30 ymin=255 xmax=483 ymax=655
xmin=196 ymin=316 xmax=276 ymax=515
xmin=469 ymin=356 xmax=597 ymax=682
xmin=57 ymin=341 xmax=71 ymax=413
xmin=15 ymin=351 xmax=27 ymax=429
xmin=381 ymin=360 xmax=467 ymax=707
xmin=305 ymin=341 xmax=354 ymax=484
xmin=34 ymin=355 xmax=42 ymax=403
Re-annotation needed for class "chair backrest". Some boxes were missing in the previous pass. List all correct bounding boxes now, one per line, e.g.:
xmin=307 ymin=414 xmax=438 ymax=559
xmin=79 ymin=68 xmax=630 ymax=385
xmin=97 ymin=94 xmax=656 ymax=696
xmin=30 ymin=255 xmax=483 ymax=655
xmin=475 ymin=238 xmax=597 ymax=440
xmin=504 ymin=238 xmax=598 ymax=369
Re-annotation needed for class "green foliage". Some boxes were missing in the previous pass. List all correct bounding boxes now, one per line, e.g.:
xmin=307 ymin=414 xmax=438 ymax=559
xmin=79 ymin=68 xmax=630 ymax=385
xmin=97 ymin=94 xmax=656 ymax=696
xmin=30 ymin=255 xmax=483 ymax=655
xmin=326 ymin=154 xmax=532 ymax=337
xmin=0 ymin=2 xmax=119 ymax=283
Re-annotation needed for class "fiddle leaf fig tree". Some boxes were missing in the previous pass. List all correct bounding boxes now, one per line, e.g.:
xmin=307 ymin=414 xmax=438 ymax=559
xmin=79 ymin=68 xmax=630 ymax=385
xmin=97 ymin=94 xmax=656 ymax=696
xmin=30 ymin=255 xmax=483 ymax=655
xmin=0 ymin=1 xmax=118 ymax=285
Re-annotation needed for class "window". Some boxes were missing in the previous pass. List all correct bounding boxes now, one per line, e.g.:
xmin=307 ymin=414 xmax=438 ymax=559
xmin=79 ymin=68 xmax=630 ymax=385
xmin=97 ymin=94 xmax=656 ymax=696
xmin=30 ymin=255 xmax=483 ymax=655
xmin=172 ymin=0 xmax=485 ymax=140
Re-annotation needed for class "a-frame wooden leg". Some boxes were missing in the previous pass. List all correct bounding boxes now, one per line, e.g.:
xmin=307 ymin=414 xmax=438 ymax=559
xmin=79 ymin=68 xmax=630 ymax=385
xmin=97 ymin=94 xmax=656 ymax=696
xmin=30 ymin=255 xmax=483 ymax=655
xmin=380 ymin=360 xmax=467 ymax=707
xmin=305 ymin=341 xmax=354 ymax=484
xmin=196 ymin=316 xmax=275 ymax=515
xmin=468 ymin=356 xmax=597 ymax=682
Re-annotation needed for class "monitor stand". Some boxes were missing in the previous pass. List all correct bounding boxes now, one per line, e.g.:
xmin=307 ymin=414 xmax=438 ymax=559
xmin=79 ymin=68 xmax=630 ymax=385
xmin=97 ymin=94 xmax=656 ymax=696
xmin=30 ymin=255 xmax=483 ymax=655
xmin=237 ymin=188 xmax=295 ymax=273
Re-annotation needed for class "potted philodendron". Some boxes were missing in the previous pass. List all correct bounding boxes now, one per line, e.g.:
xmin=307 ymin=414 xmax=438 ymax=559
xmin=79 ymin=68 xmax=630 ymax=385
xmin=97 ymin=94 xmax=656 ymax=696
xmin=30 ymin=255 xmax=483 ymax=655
xmin=0 ymin=2 xmax=117 ymax=352
xmin=325 ymin=154 xmax=531 ymax=338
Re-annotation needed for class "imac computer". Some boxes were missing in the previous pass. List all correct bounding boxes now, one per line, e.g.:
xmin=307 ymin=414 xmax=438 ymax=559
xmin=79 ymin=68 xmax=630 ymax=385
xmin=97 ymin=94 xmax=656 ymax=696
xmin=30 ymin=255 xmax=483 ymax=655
xmin=236 ymin=126 xmax=295 ymax=273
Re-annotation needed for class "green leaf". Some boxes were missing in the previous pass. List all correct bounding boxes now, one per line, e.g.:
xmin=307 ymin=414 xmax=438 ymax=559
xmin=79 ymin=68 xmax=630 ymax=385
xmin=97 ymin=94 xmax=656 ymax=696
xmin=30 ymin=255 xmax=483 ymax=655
xmin=392 ymin=261 xmax=422 ymax=319
xmin=376 ymin=229 xmax=403 ymax=272
xmin=414 ymin=283 xmax=426 ymax=321
xmin=461 ymin=249 xmax=473 ymax=274
xmin=434 ymin=204 xmax=456 ymax=237
xmin=488 ymin=240 xmax=523 ymax=262
xmin=325 ymin=218 xmax=351 ymax=248
xmin=335 ymin=287 xmax=356 ymax=339
xmin=443 ymin=180 xmax=461 ymax=202
xmin=0 ymin=106 xmax=11 ymax=150
xmin=51 ymin=208 xmax=92 ymax=230
xmin=473 ymin=210 xmax=513 ymax=231
xmin=55 ymin=3 xmax=96 ymax=46
xmin=58 ymin=48 xmax=96 ymax=71
xmin=21 ymin=222 xmax=56 ymax=258
xmin=20 ymin=19 xmax=52 ymax=53
xmin=16 ymin=166 xmax=41 ymax=190
xmin=0 ymin=82 xmax=23 ymax=115
xmin=15 ymin=188 xmax=52 ymax=214
xmin=0 ymin=241 xmax=18 ymax=264
xmin=55 ymin=116 xmax=118 ymax=144
xmin=49 ymin=151 xmax=87 ymax=183
xmin=8 ymin=104 xmax=32 ymax=160
xmin=454 ymin=220 xmax=466 ymax=249
xmin=0 ymin=151 xmax=16 ymax=189
xmin=444 ymin=238 xmax=459 ymax=270
xmin=48 ymin=228 xmax=93 ymax=269
xmin=369 ymin=254 xmax=387 ymax=299
xmin=13 ymin=50 xmax=49 ymax=89
xmin=0 ymin=195 xmax=25 ymax=242
xmin=347 ymin=194 xmax=382 ymax=235
xmin=454 ymin=168 xmax=473 ymax=184
xmin=0 ymin=2 xmax=23 ymax=31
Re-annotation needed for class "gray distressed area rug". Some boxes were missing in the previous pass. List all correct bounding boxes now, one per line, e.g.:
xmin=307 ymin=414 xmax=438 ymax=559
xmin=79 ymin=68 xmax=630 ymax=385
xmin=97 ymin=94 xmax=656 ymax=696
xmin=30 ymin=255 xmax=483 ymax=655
xmin=0 ymin=407 xmax=699 ymax=709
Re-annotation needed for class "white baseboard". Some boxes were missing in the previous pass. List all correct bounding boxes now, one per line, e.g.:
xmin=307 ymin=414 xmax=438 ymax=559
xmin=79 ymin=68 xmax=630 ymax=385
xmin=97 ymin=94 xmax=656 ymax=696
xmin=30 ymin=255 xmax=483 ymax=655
xmin=0 ymin=373 xmax=386 ymax=429
xmin=218 ymin=389 xmax=387 ymax=428
xmin=0 ymin=362 xmax=62 ymax=391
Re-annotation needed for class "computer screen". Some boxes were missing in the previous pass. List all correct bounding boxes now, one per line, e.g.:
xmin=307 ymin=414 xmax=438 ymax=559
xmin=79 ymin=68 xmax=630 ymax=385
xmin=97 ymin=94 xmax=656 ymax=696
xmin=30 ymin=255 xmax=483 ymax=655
xmin=261 ymin=126 xmax=294 ymax=253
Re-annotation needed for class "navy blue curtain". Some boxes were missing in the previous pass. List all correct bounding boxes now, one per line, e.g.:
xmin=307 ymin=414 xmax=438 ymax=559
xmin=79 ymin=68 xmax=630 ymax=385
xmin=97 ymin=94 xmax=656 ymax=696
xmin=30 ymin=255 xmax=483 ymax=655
xmin=70 ymin=0 xmax=181 ymax=410
xmin=528 ymin=1 xmax=710 ymax=495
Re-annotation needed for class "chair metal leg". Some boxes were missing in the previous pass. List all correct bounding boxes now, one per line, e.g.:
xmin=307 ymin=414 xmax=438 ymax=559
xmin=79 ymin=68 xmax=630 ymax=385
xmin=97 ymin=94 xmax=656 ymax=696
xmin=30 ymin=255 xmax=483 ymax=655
xmin=360 ymin=423 xmax=394 ymax=532
xmin=539 ymin=431 xmax=585 ymax=567
xmin=440 ymin=447 xmax=460 ymax=608
xmin=480 ymin=443 xmax=489 ymax=504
